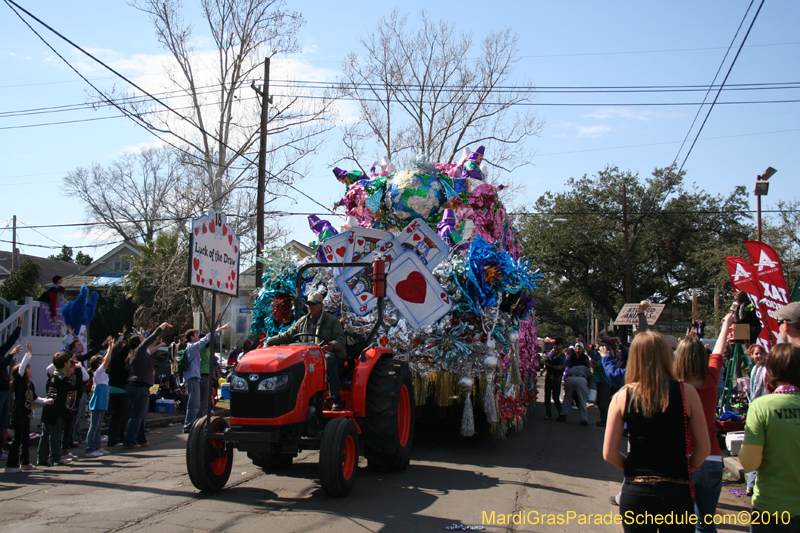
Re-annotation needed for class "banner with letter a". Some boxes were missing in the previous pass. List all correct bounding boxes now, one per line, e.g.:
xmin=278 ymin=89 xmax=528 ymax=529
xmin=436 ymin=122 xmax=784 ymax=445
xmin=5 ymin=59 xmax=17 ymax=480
xmin=724 ymin=256 xmax=771 ymax=349
xmin=744 ymin=241 xmax=790 ymax=345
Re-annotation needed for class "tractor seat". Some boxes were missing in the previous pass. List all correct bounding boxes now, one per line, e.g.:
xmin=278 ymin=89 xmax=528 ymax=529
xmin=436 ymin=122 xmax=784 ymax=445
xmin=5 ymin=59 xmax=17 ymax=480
xmin=340 ymin=332 xmax=369 ymax=389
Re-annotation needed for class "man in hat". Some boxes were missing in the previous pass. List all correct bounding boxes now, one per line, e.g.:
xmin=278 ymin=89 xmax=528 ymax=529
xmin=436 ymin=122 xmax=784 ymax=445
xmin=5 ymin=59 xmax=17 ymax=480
xmin=266 ymin=292 xmax=347 ymax=410
xmin=461 ymin=145 xmax=486 ymax=181
xmin=776 ymin=302 xmax=800 ymax=345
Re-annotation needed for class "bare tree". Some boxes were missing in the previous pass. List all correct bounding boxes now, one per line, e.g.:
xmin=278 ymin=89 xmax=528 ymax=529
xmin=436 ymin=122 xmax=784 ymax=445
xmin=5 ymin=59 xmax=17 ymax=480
xmin=64 ymin=147 xmax=197 ymax=243
xmin=94 ymin=0 xmax=335 ymax=219
xmin=339 ymin=10 xmax=543 ymax=178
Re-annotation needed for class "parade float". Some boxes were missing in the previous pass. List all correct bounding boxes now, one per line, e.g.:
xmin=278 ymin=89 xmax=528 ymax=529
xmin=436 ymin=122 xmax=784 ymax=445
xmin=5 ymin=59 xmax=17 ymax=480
xmin=250 ymin=148 xmax=542 ymax=437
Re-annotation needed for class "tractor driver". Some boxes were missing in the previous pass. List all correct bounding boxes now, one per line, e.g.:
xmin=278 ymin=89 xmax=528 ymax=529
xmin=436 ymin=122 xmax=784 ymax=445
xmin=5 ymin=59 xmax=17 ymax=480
xmin=265 ymin=292 xmax=347 ymax=410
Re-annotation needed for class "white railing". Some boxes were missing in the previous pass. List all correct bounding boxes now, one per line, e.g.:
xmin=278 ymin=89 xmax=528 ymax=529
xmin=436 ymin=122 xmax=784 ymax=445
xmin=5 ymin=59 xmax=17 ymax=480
xmin=0 ymin=296 xmax=63 ymax=345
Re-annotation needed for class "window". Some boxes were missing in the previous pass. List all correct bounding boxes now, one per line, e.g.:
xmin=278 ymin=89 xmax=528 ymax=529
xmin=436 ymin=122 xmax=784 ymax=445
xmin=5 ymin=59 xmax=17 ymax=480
xmin=114 ymin=261 xmax=121 ymax=271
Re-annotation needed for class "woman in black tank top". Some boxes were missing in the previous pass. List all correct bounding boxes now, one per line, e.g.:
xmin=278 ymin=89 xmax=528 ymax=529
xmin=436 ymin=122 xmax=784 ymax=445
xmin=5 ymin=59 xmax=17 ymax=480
xmin=603 ymin=331 xmax=710 ymax=532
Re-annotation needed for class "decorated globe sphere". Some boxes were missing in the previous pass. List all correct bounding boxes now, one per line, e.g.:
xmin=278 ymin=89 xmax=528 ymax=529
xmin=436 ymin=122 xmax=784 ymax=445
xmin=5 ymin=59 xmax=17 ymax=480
xmin=384 ymin=168 xmax=447 ymax=221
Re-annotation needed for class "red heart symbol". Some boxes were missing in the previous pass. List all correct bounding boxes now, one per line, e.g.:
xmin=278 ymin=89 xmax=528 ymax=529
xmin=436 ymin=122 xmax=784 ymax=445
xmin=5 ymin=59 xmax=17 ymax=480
xmin=202 ymin=224 xmax=207 ymax=234
xmin=224 ymin=283 xmax=228 ymax=289
xmin=201 ymin=278 xmax=205 ymax=284
xmin=336 ymin=246 xmax=346 ymax=257
xmin=196 ymin=274 xmax=201 ymax=282
xmin=406 ymin=227 xmax=413 ymax=233
xmin=193 ymin=258 xmax=200 ymax=270
xmin=194 ymin=227 xmax=199 ymax=236
xmin=412 ymin=234 xmax=421 ymax=241
xmin=209 ymin=220 xmax=215 ymax=233
xmin=230 ymin=271 xmax=235 ymax=280
xmin=222 ymin=225 xmax=227 ymax=236
xmin=217 ymin=281 xmax=220 ymax=288
xmin=348 ymin=234 xmax=354 ymax=243
xmin=395 ymin=271 xmax=427 ymax=304
xmin=326 ymin=254 xmax=334 ymax=261
xmin=228 ymin=234 xmax=233 ymax=245
xmin=357 ymin=239 xmax=364 ymax=246
xmin=199 ymin=269 xmax=202 ymax=276
xmin=234 ymin=246 xmax=238 ymax=253
xmin=360 ymin=294 xmax=368 ymax=301
xmin=209 ymin=279 xmax=213 ymax=286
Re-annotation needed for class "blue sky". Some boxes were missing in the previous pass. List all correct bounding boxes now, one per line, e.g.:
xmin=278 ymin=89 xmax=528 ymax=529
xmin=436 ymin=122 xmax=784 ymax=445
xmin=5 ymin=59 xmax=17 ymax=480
xmin=1 ymin=0 xmax=798 ymax=265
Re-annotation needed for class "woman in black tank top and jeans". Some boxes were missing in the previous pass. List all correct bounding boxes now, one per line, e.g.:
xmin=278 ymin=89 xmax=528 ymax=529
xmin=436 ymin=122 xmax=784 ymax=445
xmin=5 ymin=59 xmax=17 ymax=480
xmin=603 ymin=330 xmax=710 ymax=532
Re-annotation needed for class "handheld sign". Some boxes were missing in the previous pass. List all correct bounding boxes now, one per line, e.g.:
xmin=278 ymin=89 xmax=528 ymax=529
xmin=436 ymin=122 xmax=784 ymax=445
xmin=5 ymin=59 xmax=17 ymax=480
xmin=188 ymin=210 xmax=240 ymax=297
xmin=613 ymin=303 xmax=665 ymax=326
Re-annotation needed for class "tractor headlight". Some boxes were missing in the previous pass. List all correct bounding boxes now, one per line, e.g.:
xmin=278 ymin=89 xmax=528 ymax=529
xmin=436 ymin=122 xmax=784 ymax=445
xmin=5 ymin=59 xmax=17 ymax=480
xmin=231 ymin=374 xmax=249 ymax=391
xmin=257 ymin=374 xmax=289 ymax=392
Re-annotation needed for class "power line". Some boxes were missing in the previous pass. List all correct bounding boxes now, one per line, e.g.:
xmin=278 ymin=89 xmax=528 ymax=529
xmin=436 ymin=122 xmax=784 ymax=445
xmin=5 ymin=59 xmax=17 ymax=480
xmin=677 ymin=0 xmax=766 ymax=174
xmin=0 ymin=237 xmax=124 ymax=249
xmin=674 ymin=0 xmax=755 ymax=166
xmin=3 ymin=80 xmax=800 ymax=120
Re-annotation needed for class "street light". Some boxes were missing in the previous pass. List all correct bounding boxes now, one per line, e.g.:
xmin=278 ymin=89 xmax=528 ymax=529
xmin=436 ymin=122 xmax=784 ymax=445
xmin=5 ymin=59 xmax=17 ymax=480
xmin=754 ymin=166 xmax=777 ymax=242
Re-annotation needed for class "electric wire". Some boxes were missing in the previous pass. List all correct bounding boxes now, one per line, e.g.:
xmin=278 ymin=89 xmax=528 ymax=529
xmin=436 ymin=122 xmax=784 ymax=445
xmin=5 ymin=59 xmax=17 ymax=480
xmin=673 ymin=0 xmax=755 ymax=166
xmin=677 ymin=0 xmax=766 ymax=174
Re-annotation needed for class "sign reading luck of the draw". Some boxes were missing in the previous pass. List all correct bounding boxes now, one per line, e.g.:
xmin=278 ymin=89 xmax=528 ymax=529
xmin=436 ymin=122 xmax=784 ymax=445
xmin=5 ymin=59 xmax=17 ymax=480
xmin=188 ymin=210 xmax=240 ymax=297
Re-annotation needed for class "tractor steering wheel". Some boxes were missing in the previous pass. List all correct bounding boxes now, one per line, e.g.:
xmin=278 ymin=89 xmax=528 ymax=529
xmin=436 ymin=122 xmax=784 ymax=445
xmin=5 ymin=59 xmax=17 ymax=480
xmin=292 ymin=333 xmax=331 ymax=352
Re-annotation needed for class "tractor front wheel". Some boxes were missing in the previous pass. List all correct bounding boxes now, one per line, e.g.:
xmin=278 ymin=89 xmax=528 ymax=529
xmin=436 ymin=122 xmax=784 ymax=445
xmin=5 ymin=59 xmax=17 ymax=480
xmin=319 ymin=417 xmax=358 ymax=497
xmin=361 ymin=358 xmax=415 ymax=472
xmin=186 ymin=415 xmax=233 ymax=492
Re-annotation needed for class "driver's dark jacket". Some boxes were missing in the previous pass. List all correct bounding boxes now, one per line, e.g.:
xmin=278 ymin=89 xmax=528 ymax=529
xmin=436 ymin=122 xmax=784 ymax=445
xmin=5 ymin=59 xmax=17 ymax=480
xmin=266 ymin=310 xmax=346 ymax=359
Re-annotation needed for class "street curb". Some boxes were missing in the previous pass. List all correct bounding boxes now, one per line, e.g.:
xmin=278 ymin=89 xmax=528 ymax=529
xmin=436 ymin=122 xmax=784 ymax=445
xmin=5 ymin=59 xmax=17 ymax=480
xmin=723 ymin=455 xmax=746 ymax=482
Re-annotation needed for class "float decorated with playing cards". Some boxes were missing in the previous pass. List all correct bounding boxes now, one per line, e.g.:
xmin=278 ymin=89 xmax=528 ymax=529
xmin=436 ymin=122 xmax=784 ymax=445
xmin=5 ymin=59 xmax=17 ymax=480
xmin=250 ymin=147 xmax=542 ymax=437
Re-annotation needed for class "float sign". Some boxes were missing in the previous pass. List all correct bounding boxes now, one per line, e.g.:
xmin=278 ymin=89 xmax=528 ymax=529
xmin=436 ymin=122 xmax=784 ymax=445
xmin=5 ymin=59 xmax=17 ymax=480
xmin=188 ymin=209 xmax=240 ymax=297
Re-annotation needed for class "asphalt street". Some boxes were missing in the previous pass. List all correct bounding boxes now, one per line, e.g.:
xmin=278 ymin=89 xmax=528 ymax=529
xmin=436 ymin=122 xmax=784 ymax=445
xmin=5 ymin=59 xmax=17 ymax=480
xmin=0 ymin=393 xmax=752 ymax=533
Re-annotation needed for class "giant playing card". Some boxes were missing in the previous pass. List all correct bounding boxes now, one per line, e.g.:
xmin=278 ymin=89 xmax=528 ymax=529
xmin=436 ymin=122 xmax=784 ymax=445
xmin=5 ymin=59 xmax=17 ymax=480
xmin=336 ymin=263 xmax=379 ymax=316
xmin=386 ymin=250 xmax=452 ymax=330
xmin=382 ymin=219 xmax=448 ymax=269
xmin=346 ymin=227 xmax=394 ymax=263
xmin=318 ymin=230 xmax=352 ymax=278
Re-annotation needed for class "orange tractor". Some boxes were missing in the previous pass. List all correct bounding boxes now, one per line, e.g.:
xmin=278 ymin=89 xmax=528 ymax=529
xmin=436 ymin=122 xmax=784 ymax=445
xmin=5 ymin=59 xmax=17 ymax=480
xmin=186 ymin=258 xmax=415 ymax=496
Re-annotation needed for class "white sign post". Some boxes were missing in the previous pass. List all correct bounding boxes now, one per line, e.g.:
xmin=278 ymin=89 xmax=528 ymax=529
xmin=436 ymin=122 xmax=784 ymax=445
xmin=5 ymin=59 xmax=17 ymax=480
xmin=188 ymin=209 xmax=240 ymax=426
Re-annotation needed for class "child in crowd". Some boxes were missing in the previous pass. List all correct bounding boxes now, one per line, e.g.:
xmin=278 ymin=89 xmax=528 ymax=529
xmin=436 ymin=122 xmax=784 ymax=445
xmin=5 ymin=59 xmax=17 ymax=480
xmin=5 ymin=343 xmax=53 ymax=473
xmin=38 ymin=351 xmax=80 ymax=466
xmin=85 ymin=339 xmax=115 ymax=458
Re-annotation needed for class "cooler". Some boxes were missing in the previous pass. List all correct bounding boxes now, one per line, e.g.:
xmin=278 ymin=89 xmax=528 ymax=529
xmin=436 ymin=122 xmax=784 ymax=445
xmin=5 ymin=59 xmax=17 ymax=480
xmin=220 ymin=382 xmax=231 ymax=400
xmin=155 ymin=399 xmax=176 ymax=414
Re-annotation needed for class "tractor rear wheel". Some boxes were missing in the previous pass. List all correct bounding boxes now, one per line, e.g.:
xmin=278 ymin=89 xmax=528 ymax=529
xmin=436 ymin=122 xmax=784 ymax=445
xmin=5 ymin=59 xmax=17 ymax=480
xmin=248 ymin=451 xmax=293 ymax=471
xmin=319 ymin=417 xmax=358 ymax=497
xmin=360 ymin=358 xmax=415 ymax=472
xmin=186 ymin=415 xmax=233 ymax=492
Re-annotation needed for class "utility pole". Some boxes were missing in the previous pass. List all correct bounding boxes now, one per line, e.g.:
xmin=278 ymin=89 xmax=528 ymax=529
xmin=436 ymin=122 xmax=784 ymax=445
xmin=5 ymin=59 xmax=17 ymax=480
xmin=252 ymin=58 xmax=272 ymax=289
xmin=622 ymin=184 xmax=632 ymax=304
xmin=11 ymin=215 xmax=18 ymax=272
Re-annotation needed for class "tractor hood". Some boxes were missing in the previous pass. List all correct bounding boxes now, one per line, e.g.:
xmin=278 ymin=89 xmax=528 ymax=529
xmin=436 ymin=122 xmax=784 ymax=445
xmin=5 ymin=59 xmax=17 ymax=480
xmin=236 ymin=344 xmax=324 ymax=373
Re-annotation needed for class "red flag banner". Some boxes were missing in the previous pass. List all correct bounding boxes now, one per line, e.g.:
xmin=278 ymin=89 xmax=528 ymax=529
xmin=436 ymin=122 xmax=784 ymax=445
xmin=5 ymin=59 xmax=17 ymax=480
xmin=744 ymin=241 xmax=790 ymax=345
xmin=724 ymin=257 xmax=771 ymax=349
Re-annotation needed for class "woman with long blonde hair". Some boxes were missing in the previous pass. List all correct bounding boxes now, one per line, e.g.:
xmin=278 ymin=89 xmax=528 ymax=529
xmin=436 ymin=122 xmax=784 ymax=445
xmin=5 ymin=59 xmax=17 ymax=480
xmin=604 ymin=330 xmax=710 ymax=532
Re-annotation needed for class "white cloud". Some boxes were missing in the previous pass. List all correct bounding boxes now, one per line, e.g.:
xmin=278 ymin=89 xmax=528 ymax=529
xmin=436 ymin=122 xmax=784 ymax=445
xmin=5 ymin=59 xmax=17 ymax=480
xmin=559 ymin=122 xmax=612 ymax=138
xmin=583 ymin=107 xmax=682 ymax=121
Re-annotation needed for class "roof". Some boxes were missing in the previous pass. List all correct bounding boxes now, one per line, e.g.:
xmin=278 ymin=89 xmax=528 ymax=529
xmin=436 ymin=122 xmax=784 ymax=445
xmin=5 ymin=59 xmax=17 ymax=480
xmin=79 ymin=242 xmax=141 ymax=275
xmin=0 ymin=250 xmax=83 ymax=285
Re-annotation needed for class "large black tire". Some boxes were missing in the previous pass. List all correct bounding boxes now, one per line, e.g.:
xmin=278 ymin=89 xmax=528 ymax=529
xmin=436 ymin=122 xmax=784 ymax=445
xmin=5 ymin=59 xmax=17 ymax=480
xmin=247 ymin=451 xmax=293 ymax=471
xmin=186 ymin=415 xmax=233 ymax=492
xmin=360 ymin=358 xmax=415 ymax=472
xmin=319 ymin=417 xmax=358 ymax=497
